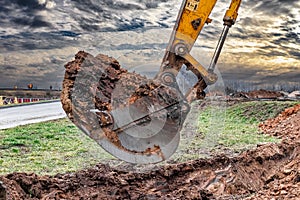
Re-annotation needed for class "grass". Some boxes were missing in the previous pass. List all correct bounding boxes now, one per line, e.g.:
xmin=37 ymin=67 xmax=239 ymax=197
xmin=176 ymin=101 xmax=299 ymax=161
xmin=0 ymin=118 xmax=113 ymax=175
xmin=0 ymin=100 xmax=298 ymax=174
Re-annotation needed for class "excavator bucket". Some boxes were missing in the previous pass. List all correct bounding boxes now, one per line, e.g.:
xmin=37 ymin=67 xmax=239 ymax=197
xmin=61 ymin=51 xmax=190 ymax=164
xmin=61 ymin=0 xmax=242 ymax=164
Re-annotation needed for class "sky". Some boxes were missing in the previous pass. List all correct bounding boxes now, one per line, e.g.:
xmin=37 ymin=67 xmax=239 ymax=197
xmin=0 ymin=0 xmax=299 ymax=91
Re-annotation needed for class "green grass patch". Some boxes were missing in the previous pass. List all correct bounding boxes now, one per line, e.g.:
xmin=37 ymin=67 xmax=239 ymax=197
xmin=225 ymin=101 xmax=299 ymax=123
xmin=0 ymin=118 xmax=114 ymax=175
xmin=201 ymin=101 xmax=298 ymax=150
xmin=1 ymin=101 xmax=298 ymax=173
xmin=176 ymin=101 xmax=298 ymax=161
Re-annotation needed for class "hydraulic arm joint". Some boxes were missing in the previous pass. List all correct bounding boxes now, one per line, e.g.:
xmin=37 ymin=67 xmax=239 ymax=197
xmin=158 ymin=0 xmax=242 ymax=89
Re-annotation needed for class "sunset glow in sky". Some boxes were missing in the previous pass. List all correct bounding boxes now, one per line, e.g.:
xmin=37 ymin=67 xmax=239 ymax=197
xmin=0 ymin=0 xmax=299 ymax=90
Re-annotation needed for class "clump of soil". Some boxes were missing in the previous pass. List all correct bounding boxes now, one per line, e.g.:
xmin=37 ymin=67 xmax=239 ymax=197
xmin=259 ymin=104 xmax=300 ymax=138
xmin=60 ymin=51 xmax=188 ymax=159
xmin=234 ymin=89 xmax=284 ymax=99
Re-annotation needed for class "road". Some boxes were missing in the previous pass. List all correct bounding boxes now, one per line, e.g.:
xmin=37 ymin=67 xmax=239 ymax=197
xmin=0 ymin=101 xmax=66 ymax=130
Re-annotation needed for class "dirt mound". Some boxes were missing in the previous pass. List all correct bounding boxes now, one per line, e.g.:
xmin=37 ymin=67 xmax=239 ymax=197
xmin=234 ymin=89 xmax=284 ymax=99
xmin=259 ymin=104 xmax=300 ymax=138
xmin=248 ymin=104 xmax=300 ymax=199
xmin=1 ymin=103 xmax=299 ymax=199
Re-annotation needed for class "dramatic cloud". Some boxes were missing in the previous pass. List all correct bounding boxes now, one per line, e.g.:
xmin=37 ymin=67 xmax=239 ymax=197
xmin=0 ymin=0 xmax=299 ymax=90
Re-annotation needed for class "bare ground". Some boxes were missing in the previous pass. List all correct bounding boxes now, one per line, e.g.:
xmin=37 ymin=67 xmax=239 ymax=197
xmin=1 ymin=104 xmax=300 ymax=199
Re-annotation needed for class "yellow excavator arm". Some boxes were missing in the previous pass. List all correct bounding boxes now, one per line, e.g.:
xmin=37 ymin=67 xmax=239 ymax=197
xmin=224 ymin=0 xmax=242 ymax=26
xmin=157 ymin=0 xmax=242 ymax=98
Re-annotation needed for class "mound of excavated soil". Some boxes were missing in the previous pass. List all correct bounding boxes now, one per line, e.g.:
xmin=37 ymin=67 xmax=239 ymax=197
xmin=1 ymin=106 xmax=299 ymax=199
xmin=234 ymin=89 xmax=284 ymax=100
xmin=259 ymin=104 xmax=300 ymax=138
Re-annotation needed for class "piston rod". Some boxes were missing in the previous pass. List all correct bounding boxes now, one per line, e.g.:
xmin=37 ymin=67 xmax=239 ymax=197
xmin=208 ymin=25 xmax=230 ymax=72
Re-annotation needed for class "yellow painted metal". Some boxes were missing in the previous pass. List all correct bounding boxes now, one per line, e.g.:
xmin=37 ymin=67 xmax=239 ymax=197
xmin=159 ymin=0 xmax=219 ymax=74
xmin=160 ymin=0 xmax=242 ymax=75
xmin=181 ymin=52 xmax=218 ymax=84
xmin=175 ymin=0 xmax=218 ymax=49
xmin=172 ymin=0 xmax=242 ymax=50
xmin=223 ymin=0 xmax=242 ymax=26
xmin=158 ymin=0 xmax=242 ymax=86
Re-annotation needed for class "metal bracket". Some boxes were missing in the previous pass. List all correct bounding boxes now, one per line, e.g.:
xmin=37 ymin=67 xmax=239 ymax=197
xmin=173 ymin=43 xmax=218 ymax=85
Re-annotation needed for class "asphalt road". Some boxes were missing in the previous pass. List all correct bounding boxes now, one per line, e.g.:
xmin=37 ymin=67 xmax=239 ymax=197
xmin=0 ymin=101 xmax=66 ymax=130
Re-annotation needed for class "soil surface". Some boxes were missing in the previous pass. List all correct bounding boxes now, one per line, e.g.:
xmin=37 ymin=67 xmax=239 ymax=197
xmin=1 ymin=103 xmax=299 ymax=199
xmin=1 ymin=52 xmax=300 ymax=199
xmin=233 ymin=89 xmax=284 ymax=100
